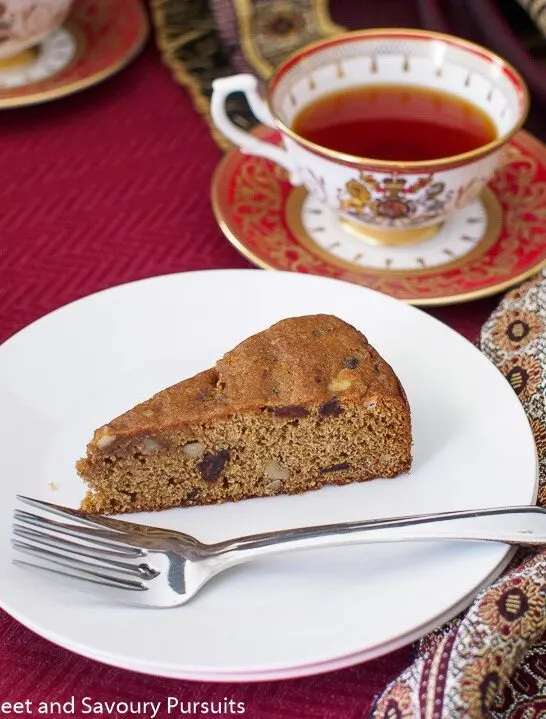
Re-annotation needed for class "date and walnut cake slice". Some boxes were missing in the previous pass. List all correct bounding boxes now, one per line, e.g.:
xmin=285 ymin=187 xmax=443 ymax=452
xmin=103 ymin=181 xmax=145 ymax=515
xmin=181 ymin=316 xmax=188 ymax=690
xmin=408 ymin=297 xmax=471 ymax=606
xmin=77 ymin=315 xmax=412 ymax=514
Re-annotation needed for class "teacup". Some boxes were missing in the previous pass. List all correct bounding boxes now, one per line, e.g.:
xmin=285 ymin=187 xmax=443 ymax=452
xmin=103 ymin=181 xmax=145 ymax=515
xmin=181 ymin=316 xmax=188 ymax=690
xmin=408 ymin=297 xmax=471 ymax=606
xmin=0 ymin=0 xmax=73 ymax=62
xmin=211 ymin=29 xmax=529 ymax=246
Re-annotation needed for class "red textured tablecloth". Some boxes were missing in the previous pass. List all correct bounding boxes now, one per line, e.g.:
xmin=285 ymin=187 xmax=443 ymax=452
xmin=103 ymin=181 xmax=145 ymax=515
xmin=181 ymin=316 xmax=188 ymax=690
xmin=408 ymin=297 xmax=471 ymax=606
xmin=0 ymin=39 xmax=524 ymax=719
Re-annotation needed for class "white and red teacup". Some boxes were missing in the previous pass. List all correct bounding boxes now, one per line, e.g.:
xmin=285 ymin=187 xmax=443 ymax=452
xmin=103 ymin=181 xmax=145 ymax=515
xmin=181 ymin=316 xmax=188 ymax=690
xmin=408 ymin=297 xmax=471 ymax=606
xmin=211 ymin=29 xmax=529 ymax=246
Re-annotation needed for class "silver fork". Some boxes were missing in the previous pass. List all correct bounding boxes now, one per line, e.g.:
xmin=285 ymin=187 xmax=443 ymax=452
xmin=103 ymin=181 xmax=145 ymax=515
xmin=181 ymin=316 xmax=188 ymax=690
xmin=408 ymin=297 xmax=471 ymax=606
xmin=12 ymin=495 xmax=546 ymax=608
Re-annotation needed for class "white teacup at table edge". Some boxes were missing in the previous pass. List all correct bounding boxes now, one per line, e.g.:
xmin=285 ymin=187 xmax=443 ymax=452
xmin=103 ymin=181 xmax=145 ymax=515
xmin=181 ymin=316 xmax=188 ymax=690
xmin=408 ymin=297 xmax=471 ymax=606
xmin=211 ymin=29 xmax=529 ymax=247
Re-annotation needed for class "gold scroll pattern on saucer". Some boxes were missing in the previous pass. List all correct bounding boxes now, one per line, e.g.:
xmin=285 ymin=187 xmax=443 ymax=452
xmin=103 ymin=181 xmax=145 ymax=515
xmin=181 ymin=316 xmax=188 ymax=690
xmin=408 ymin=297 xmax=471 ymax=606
xmin=232 ymin=159 xmax=329 ymax=274
xmin=497 ymin=145 xmax=546 ymax=248
xmin=230 ymin=136 xmax=546 ymax=303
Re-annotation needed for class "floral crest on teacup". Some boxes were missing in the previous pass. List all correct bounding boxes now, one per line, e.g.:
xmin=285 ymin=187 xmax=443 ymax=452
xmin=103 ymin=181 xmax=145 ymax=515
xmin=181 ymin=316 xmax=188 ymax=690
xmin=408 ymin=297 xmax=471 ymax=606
xmin=337 ymin=172 xmax=455 ymax=228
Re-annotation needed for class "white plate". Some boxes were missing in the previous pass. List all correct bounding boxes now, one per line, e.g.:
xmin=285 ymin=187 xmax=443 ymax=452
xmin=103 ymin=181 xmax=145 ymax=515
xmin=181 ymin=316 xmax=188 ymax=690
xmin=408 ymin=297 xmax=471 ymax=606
xmin=0 ymin=270 xmax=537 ymax=682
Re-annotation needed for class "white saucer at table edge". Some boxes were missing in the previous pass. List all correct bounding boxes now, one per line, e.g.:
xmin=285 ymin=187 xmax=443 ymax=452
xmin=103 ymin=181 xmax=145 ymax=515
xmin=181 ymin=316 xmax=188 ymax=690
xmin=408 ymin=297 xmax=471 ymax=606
xmin=0 ymin=270 xmax=537 ymax=682
xmin=0 ymin=29 xmax=77 ymax=89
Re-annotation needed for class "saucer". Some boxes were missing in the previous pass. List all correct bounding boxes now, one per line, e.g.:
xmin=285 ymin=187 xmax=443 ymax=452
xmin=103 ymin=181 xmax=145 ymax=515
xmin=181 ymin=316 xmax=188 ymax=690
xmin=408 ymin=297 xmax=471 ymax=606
xmin=0 ymin=0 xmax=148 ymax=108
xmin=212 ymin=127 xmax=546 ymax=305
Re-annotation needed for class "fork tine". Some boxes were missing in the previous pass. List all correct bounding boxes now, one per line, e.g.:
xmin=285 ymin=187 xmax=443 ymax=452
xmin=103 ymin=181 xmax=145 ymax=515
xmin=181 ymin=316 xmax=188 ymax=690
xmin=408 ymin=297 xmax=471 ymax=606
xmin=13 ymin=521 xmax=143 ymax=559
xmin=14 ymin=509 xmax=140 ymax=550
xmin=13 ymin=558 xmax=147 ymax=597
xmin=15 ymin=496 xmax=194 ymax=551
xmin=12 ymin=528 xmax=154 ymax=579
xmin=12 ymin=540 xmax=151 ymax=586
xmin=16 ymin=495 xmax=142 ymax=533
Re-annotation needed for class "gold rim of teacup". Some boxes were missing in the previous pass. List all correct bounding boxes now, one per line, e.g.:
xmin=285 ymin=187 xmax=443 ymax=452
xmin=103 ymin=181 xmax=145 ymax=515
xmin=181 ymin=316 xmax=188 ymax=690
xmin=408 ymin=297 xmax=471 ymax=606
xmin=265 ymin=28 xmax=530 ymax=171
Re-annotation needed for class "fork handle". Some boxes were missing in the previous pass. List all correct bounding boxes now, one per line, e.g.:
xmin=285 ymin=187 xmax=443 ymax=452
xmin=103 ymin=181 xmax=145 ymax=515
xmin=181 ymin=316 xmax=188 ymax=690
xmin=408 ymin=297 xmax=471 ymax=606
xmin=213 ymin=506 xmax=546 ymax=566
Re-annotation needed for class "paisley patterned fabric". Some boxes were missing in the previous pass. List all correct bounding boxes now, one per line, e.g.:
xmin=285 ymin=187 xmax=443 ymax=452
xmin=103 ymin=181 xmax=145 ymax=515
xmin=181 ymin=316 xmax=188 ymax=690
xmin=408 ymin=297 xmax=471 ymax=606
xmin=372 ymin=270 xmax=546 ymax=719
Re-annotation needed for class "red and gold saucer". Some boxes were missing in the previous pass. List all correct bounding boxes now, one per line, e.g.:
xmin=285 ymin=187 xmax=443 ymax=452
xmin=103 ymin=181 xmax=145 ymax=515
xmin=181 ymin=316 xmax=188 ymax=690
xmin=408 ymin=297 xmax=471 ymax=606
xmin=212 ymin=127 xmax=546 ymax=306
xmin=0 ymin=0 xmax=148 ymax=108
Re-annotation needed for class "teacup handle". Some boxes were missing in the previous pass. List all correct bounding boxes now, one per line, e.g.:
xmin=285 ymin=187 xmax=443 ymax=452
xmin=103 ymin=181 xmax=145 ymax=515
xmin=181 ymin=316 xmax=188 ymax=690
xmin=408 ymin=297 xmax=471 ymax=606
xmin=211 ymin=74 xmax=300 ymax=184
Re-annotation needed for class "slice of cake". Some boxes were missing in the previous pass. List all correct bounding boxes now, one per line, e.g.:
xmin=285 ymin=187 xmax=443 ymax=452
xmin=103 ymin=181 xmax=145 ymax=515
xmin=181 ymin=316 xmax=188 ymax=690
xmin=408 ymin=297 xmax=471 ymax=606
xmin=77 ymin=315 xmax=412 ymax=514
